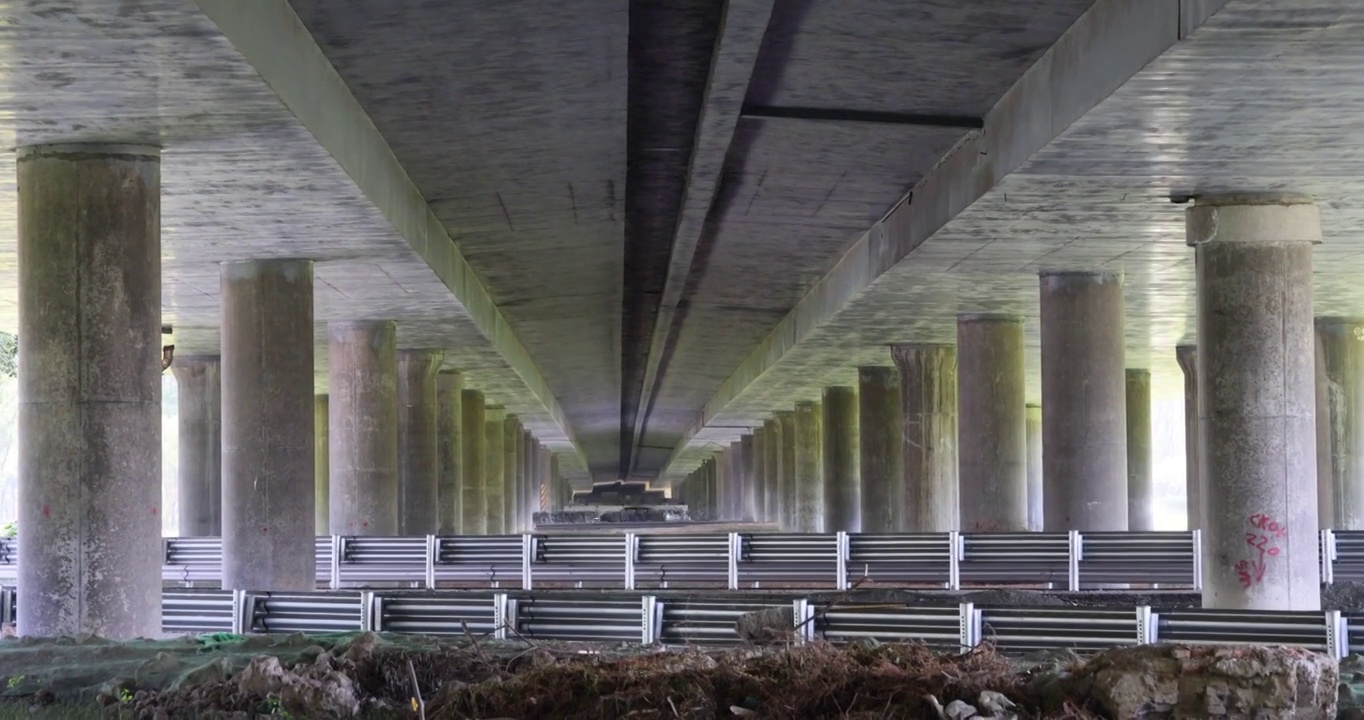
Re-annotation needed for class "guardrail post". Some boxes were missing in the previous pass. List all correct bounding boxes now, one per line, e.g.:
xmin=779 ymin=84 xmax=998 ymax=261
xmin=1191 ymin=529 xmax=1203 ymax=591
xmin=835 ymin=532 xmax=849 ymax=591
xmin=948 ymin=531 xmax=961 ymax=591
xmin=958 ymin=602 xmax=978 ymax=650
xmin=329 ymin=535 xmax=343 ymax=590
xmin=1322 ymin=529 xmax=1336 ymax=586
xmin=1067 ymin=530 xmax=1082 ymax=592
xmin=360 ymin=591 xmax=377 ymax=632
xmin=521 ymin=534 xmax=534 ymax=590
xmin=493 ymin=593 xmax=509 ymax=640
xmin=1328 ymin=610 xmax=1348 ymax=659
xmin=792 ymin=599 xmax=815 ymax=644
xmin=641 ymin=595 xmax=659 ymax=644
xmin=624 ymin=533 xmax=637 ymax=591
xmin=1135 ymin=606 xmax=1156 ymax=644
xmin=425 ymin=535 xmax=438 ymax=589
xmin=727 ymin=533 xmax=740 ymax=590
xmin=231 ymin=589 xmax=250 ymax=635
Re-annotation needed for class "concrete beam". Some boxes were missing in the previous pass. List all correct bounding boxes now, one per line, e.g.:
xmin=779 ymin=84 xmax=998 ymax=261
xmin=662 ymin=0 xmax=1229 ymax=476
xmin=194 ymin=0 xmax=587 ymax=471
xmin=626 ymin=0 xmax=776 ymax=475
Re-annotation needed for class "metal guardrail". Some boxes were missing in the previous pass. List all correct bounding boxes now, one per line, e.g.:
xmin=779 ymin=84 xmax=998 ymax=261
xmin=8 ymin=529 xmax=1364 ymax=593
xmin=151 ymin=588 xmax=1349 ymax=659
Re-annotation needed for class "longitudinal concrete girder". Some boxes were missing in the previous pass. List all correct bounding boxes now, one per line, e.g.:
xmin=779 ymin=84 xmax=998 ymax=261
xmin=625 ymin=0 xmax=776 ymax=476
xmin=662 ymin=0 xmax=1231 ymax=479
xmin=193 ymin=0 xmax=590 ymax=477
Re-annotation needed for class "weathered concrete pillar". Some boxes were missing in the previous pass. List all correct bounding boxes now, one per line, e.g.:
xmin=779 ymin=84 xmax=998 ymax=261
xmin=1039 ymin=271 xmax=1127 ymax=531
xmin=695 ymin=458 xmax=711 ymax=520
xmin=763 ymin=418 xmax=781 ymax=523
xmin=793 ymin=401 xmax=824 ymax=532
xmin=460 ymin=390 xmax=486 ymax=534
xmin=547 ymin=453 xmax=564 ymax=512
xmin=752 ymin=428 xmax=767 ymax=523
xmin=776 ymin=411 xmax=796 ymax=529
xmin=315 ymin=395 xmax=330 ymax=535
xmin=17 ymin=143 xmax=162 ymax=638
xmin=537 ymin=443 xmax=552 ymax=524
xmin=172 ymin=356 xmax=221 ymax=537
xmin=956 ymin=315 xmax=1028 ymax=532
xmin=1188 ymin=193 xmax=1321 ymax=610
xmin=891 ymin=344 xmax=958 ymax=532
xmin=822 ymin=387 xmax=859 ymax=532
xmin=523 ymin=432 xmax=537 ymax=531
xmin=485 ymin=407 xmax=507 ymax=534
xmin=1025 ymin=404 xmax=1043 ymax=532
xmin=396 ymin=350 xmax=442 ymax=535
xmin=1176 ymin=345 xmax=1201 ymax=531
xmin=222 ymin=259 xmax=316 ymax=591
xmin=436 ymin=372 xmax=463 ymax=534
xmin=328 ymin=320 xmax=398 ymax=535
xmin=1126 ymin=368 xmax=1154 ymax=531
xmin=1316 ymin=318 xmax=1364 ymax=529
xmin=1316 ymin=335 xmax=1335 ymax=529
xmin=503 ymin=416 xmax=520 ymax=532
xmin=740 ymin=434 xmax=756 ymax=521
xmin=858 ymin=367 xmax=903 ymax=534
xmin=727 ymin=442 xmax=743 ymax=520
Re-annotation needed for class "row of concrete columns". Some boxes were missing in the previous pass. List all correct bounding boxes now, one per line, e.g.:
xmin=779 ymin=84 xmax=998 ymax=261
xmin=675 ymin=194 xmax=1330 ymax=612
xmin=15 ymin=145 xmax=559 ymax=638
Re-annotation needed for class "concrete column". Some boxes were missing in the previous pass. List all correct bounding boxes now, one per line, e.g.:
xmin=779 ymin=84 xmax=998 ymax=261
xmin=1315 ymin=318 xmax=1364 ymax=529
xmin=1316 ymin=335 xmax=1335 ymax=529
xmin=763 ymin=418 xmax=781 ymax=523
xmin=17 ymin=143 xmax=162 ymax=638
xmin=537 ymin=444 xmax=552 ymax=524
xmin=460 ymin=390 xmax=486 ymax=534
xmin=522 ymin=432 xmax=536 ymax=531
xmin=793 ymin=401 xmax=823 ymax=532
xmin=740 ymin=434 xmax=756 ymax=521
xmin=547 ymin=453 xmax=564 ymax=512
xmin=1126 ymin=368 xmax=1154 ymax=531
xmin=859 ymin=367 xmax=903 ymax=534
xmin=222 ymin=259 xmax=316 ymax=591
xmin=727 ymin=443 xmax=743 ymax=520
xmin=503 ymin=416 xmax=520 ymax=532
xmin=891 ymin=344 xmax=958 ymax=532
xmin=172 ymin=356 xmax=221 ymax=537
xmin=1039 ymin=271 xmax=1127 ymax=531
xmin=436 ymin=372 xmax=463 ymax=534
xmin=822 ymin=387 xmax=859 ymax=532
xmin=1188 ymin=193 xmax=1321 ymax=610
xmin=1025 ymin=404 xmax=1043 ymax=532
xmin=315 ymin=395 xmax=330 ymax=535
xmin=328 ymin=320 xmax=398 ymax=535
xmin=1176 ymin=345 xmax=1201 ymax=531
xmin=485 ymin=407 xmax=507 ymax=534
xmin=776 ymin=411 xmax=796 ymax=529
xmin=752 ymin=428 xmax=767 ymax=523
xmin=396 ymin=350 xmax=442 ymax=535
xmin=956 ymin=315 xmax=1028 ymax=532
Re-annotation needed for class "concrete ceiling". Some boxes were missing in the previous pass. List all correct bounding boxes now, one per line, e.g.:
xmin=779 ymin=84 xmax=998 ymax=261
xmin=0 ymin=0 xmax=1351 ymax=487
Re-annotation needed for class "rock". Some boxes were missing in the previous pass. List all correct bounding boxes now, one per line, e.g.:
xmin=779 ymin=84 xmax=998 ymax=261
xmin=943 ymin=699 xmax=977 ymax=719
xmin=95 ymin=677 xmax=135 ymax=706
xmin=338 ymin=632 xmax=381 ymax=663
xmin=135 ymin=652 xmax=184 ymax=689
xmin=1076 ymin=644 xmax=1337 ymax=719
xmin=236 ymin=655 xmax=287 ymax=697
xmin=170 ymin=657 xmax=233 ymax=693
xmin=977 ymin=690 xmax=1017 ymax=715
xmin=1341 ymin=708 xmax=1364 ymax=720
xmin=280 ymin=671 xmax=359 ymax=718
xmin=734 ymin=606 xmax=795 ymax=644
